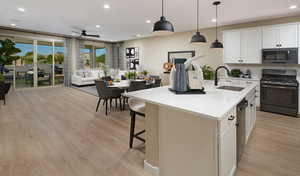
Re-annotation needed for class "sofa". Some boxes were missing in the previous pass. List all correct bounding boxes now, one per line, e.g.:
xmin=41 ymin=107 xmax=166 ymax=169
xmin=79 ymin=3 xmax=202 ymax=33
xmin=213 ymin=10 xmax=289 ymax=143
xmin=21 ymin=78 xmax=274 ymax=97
xmin=71 ymin=69 xmax=128 ymax=86
xmin=72 ymin=69 xmax=105 ymax=86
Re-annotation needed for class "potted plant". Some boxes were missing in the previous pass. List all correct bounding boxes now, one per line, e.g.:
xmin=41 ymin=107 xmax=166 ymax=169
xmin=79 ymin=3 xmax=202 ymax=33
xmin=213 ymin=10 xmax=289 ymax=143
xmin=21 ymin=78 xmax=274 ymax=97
xmin=0 ymin=39 xmax=21 ymax=74
xmin=202 ymin=65 xmax=214 ymax=80
xmin=141 ymin=70 xmax=149 ymax=77
xmin=125 ymin=71 xmax=137 ymax=80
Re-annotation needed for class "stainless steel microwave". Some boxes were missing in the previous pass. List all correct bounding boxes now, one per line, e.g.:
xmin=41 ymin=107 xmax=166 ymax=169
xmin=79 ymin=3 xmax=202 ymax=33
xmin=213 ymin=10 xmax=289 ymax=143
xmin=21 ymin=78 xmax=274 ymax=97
xmin=262 ymin=48 xmax=298 ymax=64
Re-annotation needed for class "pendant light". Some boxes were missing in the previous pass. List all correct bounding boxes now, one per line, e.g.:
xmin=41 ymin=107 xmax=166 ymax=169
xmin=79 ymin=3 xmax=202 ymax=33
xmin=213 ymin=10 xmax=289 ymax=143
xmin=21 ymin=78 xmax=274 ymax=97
xmin=191 ymin=0 xmax=207 ymax=43
xmin=153 ymin=0 xmax=174 ymax=33
xmin=211 ymin=1 xmax=223 ymax=48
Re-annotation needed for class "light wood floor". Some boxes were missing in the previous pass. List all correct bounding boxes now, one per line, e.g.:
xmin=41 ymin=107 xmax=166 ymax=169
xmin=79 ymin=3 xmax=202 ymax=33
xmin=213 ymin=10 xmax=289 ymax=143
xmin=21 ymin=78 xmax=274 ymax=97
xmin=0 ymin=87 xmax=299 ymax=176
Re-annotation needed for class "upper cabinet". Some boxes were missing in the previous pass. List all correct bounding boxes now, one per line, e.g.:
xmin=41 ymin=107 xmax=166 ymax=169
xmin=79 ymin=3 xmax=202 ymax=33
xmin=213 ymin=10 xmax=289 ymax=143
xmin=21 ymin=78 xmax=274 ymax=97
xmin=262 ymin=24 xmax=298 ymax=49
xmin=223 ymin=23 xmax=299 ymax=65
xmin=223 ymin=28 xmax=261 ymax=64
xmin=241 ymin=28 xmax=262 ymax=64
xmin=223 ymin=30 xmax=241 ymax=64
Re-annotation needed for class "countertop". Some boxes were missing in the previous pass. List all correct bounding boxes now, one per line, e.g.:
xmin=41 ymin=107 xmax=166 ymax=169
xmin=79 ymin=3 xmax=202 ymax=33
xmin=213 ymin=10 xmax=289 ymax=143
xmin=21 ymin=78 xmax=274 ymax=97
xmin=124 ymin=80 xmax=257 ymax=120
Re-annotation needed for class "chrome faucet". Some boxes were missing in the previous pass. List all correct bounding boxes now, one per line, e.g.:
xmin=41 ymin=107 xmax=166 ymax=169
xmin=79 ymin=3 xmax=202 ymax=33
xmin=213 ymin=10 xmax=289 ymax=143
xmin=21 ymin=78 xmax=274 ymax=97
xmin=214 ymin=66 xmax=231 ymax=86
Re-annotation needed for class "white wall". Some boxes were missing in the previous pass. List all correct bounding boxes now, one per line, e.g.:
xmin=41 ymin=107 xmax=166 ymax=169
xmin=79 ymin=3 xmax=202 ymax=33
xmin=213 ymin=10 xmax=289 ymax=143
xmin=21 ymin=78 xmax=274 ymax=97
xmin=123 ymin=29 xmax=223 ymax=76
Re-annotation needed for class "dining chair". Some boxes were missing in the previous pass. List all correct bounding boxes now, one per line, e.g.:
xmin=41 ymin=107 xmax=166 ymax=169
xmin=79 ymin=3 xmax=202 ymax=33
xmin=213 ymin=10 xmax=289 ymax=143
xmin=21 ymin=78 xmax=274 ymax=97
xmin=95 ymin=80 xmax=123 ymax=115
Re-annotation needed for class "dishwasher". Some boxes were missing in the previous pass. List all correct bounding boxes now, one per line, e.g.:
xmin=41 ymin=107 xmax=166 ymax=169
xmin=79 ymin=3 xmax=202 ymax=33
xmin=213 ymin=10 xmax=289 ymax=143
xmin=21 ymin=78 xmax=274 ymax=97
xmin=236 ymin=99 xmax=248 ymax=165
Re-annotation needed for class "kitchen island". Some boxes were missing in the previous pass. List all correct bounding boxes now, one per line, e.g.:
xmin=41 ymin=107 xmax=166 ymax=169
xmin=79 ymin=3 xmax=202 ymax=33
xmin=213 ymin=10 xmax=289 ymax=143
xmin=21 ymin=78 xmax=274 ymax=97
xmin=124 ymin=81 xmax=257 ymax=176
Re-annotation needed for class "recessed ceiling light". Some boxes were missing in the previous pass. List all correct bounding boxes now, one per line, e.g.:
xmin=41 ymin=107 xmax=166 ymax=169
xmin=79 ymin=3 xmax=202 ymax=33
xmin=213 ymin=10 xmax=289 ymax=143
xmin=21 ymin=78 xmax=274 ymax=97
xmin=289 ymin=5 xmax=297 ymax=9
xmin=211 ymin=18 xmax=217 ymax=22
xmin=96 ymin=25 xmax=101 ymax=28
xmin=11 ymin=23 xmax=16 ymax=27
xmin=146 ymin=20 xmax=151 ymax=24
xmin=104 ymin=4 xmax=110 ymax=9
xmin=17 ymin=8 xmax=25 ymax=12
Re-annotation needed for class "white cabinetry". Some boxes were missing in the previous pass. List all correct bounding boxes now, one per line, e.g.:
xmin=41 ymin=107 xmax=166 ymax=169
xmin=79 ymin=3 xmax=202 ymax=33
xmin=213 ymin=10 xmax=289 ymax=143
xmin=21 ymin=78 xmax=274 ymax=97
xmin=245 ymin=89 xmax=257 ymax=143
xmin=241 ymin=28 xmax=262 ymax=64
xmin=223 ymin=31 xmax=241 ymax=63
xmin=223 ymin=28 xmax=261 ymax=64
xmin=219 ymin=108 xmax=237 ymax=176
xmin=263 ymin=24 xmax=298 ymax=49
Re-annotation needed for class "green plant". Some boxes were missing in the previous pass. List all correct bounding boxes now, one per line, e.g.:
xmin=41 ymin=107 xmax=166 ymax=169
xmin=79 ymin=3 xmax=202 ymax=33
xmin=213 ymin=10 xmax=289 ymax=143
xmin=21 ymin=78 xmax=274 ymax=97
xmin=125 ymin=71 xmax=137 ymax=79
xmin=0 ymin=73 xmax=4 ymax=83
xmin=230 ymin=69 xmax=242 ymax=77
xmin=202 ymin=65 xmax=214 ymax=80
xmin=0 ymin=39 xmax=21 ymax=74
xmin=141 ymin=70 xmax=149 ymax=76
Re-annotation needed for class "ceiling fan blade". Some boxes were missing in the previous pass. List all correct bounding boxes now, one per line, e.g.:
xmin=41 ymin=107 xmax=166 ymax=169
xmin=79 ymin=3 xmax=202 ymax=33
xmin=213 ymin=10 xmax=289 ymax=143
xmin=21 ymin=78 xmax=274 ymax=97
xmin=85 ymin=34 xmax=100 ymax=38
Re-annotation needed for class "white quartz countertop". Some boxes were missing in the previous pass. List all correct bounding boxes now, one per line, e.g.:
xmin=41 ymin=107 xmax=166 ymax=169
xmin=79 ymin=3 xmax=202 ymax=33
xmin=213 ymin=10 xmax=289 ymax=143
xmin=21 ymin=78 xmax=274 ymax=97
xmin=124 ymin=81 xmax=257 ymax=120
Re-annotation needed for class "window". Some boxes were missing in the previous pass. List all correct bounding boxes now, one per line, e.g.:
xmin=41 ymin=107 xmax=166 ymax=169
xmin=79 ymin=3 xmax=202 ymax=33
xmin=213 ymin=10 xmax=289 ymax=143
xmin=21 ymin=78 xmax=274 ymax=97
xmin=80 ymin=45 xmax=92 ymax=69
xmin=95 ymin=48 xmax=106 ymax=68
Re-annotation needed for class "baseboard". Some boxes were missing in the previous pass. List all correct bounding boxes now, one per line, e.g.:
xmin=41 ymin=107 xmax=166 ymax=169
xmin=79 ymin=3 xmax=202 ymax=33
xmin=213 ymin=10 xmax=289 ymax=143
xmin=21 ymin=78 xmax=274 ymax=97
xmin=144 ymin=160 xmax=159 ymax=176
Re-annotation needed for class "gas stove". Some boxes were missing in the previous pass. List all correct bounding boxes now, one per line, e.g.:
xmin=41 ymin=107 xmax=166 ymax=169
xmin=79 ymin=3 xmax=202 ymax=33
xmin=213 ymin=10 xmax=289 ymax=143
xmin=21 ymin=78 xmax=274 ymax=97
xmin=260 ymin=69 xmax=299 ymax=117
xmin=260 ymin=78 xmax=299 ymax=87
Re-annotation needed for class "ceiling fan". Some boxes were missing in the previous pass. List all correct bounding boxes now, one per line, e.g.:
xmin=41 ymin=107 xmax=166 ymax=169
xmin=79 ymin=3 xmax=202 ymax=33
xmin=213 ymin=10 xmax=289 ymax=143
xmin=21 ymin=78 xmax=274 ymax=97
xmin=72 ymin=30 xmax=100 ymax=38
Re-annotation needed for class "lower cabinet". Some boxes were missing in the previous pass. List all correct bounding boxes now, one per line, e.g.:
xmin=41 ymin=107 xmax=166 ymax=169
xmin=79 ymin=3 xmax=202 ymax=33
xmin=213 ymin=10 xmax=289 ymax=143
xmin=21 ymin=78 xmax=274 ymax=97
xmin=245 ymin=91 xmax=257 ymax=143
xmin=219 ymin=108 xmax=237 ymax=176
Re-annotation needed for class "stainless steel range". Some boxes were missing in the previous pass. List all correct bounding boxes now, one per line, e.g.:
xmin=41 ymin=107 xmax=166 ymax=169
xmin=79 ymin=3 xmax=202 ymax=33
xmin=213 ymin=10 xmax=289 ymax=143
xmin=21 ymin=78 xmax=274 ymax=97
xmin=260 ymin=69 xmax=299 ymax=117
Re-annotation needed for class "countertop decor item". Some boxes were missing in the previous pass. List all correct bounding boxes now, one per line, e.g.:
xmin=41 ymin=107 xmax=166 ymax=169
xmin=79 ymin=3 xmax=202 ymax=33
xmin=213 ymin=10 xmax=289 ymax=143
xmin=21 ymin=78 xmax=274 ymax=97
xmin=211 ymin=1 xmax=223 ymax=49
xmin=163 ymin=62 xmax=173 ymax=72
xmin=169 ymin=56 xmax=205 ymax=94
xmin=191 ymin=0 xmax=207 ymax=43
xmin=202 ymin=65 xmax=214 ymax=80
xmin=153 ymin=0 xmax=174 ymax=33
xmin=230 ymin=69 xmax=242 ymax=77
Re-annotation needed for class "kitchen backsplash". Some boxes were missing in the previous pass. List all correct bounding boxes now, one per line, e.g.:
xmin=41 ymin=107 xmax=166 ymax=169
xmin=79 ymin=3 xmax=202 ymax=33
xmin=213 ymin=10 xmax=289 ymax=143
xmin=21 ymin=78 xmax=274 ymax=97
xmin=226 ymin=64 xmax=300 ymax=81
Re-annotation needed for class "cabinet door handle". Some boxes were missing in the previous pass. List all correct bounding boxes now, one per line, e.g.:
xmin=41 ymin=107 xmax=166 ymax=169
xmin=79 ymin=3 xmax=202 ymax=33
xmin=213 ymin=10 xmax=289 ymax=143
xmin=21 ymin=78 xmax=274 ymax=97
xmin=228 ymin=115 xmax=235 ymax=121
xmin=250 ymin=104 xmax=254 ymax=107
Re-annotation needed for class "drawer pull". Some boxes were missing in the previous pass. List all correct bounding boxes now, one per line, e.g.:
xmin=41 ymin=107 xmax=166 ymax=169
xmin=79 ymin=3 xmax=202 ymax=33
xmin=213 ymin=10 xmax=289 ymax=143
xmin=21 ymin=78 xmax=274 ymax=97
xmin=228 ymin=115 xmax=235 ymax=121
xmin=250 ymin=104 xmax=254 ymax=107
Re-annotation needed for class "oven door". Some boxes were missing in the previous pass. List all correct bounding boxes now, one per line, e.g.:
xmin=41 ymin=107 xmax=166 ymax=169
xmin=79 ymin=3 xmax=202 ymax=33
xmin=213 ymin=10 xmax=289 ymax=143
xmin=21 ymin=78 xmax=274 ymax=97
xmin=261 ymin=84 xmax=298 ymax=116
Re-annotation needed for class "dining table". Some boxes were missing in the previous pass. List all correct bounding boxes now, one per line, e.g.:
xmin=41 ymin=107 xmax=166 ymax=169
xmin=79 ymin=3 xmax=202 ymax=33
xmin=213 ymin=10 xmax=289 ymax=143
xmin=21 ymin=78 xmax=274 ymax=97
xmin=108 ymin=79 xmax=154 ymax=110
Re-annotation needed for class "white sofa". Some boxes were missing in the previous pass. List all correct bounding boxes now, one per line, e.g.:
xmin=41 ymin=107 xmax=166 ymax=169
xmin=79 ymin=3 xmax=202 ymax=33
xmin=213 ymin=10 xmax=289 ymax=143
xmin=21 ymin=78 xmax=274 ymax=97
xmin=71 ymin=69 xmax=128 ymax=86
xmin=72 ymin=69 xmax=105 ymax=86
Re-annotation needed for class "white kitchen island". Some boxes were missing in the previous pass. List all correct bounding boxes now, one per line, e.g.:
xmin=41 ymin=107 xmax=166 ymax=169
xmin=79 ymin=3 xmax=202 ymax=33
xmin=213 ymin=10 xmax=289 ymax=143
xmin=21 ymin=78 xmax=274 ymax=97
xmin=124 ymin=81 xmax=257 ymax=176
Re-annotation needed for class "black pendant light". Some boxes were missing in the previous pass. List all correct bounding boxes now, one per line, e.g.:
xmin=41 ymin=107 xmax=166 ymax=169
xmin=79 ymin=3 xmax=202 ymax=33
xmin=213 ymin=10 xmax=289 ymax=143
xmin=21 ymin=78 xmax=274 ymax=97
xmin=153 ymin=0 xmax=174 ymax=33
xmin=211 ymin=1 xmax=223 ymax=48
xmin=191 ymin=0 xmax=207 ymax=43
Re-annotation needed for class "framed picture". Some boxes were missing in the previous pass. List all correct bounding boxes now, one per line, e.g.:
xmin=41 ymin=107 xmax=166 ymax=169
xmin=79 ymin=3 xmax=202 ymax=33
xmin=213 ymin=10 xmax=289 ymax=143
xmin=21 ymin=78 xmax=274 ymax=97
xmin=126 ymin=47 xmax=140 ymax=70
xmin=168 ymin=50 xmax=195 ymax=63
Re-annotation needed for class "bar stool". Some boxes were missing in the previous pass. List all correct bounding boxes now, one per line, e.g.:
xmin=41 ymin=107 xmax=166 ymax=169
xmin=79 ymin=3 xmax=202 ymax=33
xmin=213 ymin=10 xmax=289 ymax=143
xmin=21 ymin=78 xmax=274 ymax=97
xmin=128 ymin=98 xmax=146 ymax=148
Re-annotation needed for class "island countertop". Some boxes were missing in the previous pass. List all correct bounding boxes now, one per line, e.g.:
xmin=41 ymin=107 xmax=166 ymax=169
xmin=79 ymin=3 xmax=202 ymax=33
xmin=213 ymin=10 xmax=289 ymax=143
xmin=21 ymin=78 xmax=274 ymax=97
xmin=124 ymin=80 xmax=257 ymax=120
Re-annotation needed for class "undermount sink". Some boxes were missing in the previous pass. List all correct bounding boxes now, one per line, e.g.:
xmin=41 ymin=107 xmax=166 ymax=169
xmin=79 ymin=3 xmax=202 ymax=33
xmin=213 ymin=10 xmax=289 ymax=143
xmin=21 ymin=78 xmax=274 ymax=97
xmin=217 ymin=86 xmax=245 ymax=92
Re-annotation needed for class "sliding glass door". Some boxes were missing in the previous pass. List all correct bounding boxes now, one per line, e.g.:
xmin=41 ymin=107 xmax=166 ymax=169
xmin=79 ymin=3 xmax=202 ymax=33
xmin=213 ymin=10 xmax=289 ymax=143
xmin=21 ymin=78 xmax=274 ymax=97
xmin=37 ymin=41 xmax=53 ymax=87
xmin=54 ymin=42 xmax=65 ymax=85
xmin=0 ymin=35 xmax=65 ymax=89
xmin=15 ymin=39 xmax=35 ymax=88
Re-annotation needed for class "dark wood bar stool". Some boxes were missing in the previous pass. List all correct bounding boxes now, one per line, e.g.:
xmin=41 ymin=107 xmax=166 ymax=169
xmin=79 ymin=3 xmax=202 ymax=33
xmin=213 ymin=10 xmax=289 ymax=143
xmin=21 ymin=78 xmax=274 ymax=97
xmin=128 ymin=98 xmax=146 ymax=148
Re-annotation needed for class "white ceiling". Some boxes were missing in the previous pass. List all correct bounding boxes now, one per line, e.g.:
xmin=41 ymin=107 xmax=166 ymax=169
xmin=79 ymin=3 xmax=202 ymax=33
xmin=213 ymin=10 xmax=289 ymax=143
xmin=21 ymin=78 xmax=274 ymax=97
xmin=0 ymin=0 xmax=299 ymax=42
